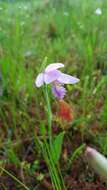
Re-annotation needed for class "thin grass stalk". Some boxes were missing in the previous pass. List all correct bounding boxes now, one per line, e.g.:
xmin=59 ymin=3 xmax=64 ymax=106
xmin=0 ymin=166 xmax=30 ymax=190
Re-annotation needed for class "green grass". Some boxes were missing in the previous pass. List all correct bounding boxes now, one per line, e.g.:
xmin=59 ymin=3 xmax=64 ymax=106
xmin=0 ymin=0 xmax=107 ymax=189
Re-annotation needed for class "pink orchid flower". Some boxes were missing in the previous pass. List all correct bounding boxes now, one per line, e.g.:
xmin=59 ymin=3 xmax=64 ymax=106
xmin=35 ymin=63 xmax=79 ymax=99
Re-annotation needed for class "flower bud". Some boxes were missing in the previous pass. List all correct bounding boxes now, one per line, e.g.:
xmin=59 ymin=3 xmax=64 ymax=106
xmin=85 ymin=147 xmax=107 ymax=183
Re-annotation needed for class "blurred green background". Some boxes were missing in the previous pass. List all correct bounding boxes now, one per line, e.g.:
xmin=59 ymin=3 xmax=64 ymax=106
xmin=0 ymin=0 xmax=107 ymax=189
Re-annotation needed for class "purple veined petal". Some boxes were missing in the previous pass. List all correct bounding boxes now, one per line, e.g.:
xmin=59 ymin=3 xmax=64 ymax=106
xmin=35 ymin=73 xmax=44 ymax=87
xmin=44 ymin=70 xmax=61 ymax=84
xmin=57 ymin=72 xmax=80 ymax=84
xmin=52 ymin=85 xmax=66 ymax=99
xmin=45 ymin=63 xmax=64 ymax=72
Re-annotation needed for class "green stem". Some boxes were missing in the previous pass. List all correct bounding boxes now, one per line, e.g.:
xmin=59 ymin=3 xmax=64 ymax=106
xmin=44 ymin=85 xmax=52 ymax=146
xmin=44 ymin=140 xmax=62 ymax=190
xmin=57 ymin=164 xmax=67 ymax=190
xmin=42 ymin=144 xmax=59 ymax=189
xmin=0 ymin=166 xmax=30 ymax=190
xmin=42 ymin=84 xmax=66 ymax=189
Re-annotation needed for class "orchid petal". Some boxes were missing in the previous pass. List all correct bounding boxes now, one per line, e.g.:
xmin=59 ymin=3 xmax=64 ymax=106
xmin=44 ymin=70 xmax=61 ymax=84
xmin=35 ymin=73 xmax=44 ymax=87
xmin=57 ymin=73 xmax=80 ymax=84
xmin=45 ymin=63 xmax=64 ymax=72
